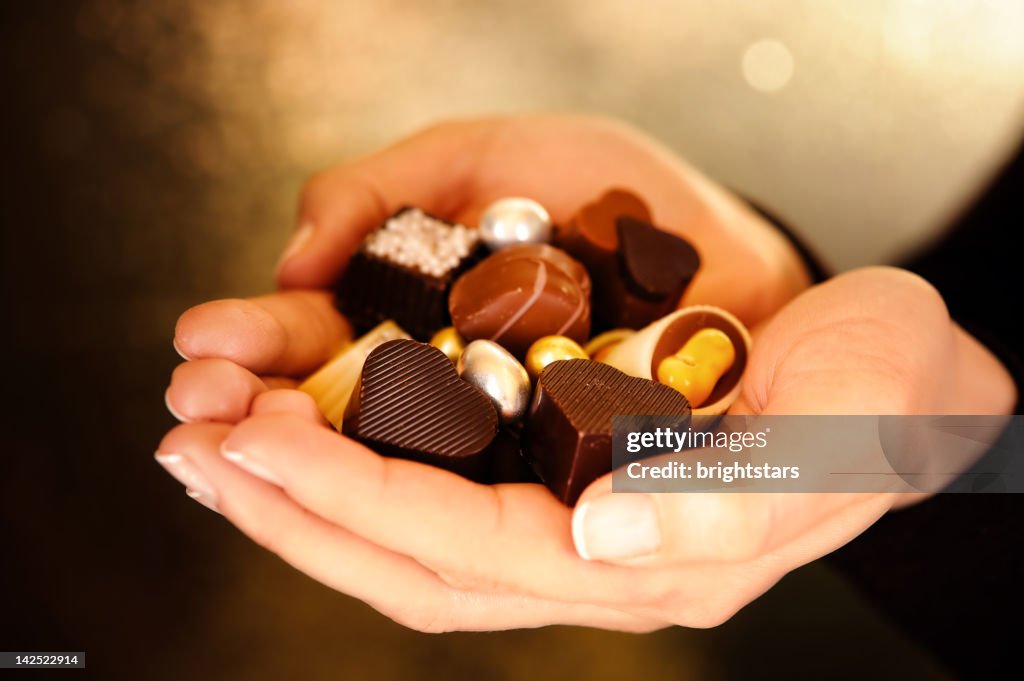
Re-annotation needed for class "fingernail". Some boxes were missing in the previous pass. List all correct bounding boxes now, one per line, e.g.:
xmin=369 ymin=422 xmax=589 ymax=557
xmin=221 ymin=447 xmax=284 ymax=487
xmin=164 ymin=389 xmax=193 ymax=424
xmin=276 ymin=221 xmax=315 ymax=273
xmin=155 ymin=452 xmax=219 ymax=512
xmin=572 ymin=494 xmax=661 ymax=561
xmin=172 ymin=337 xmax=191 ymax=361
xmin=186 ymin=488 xmax=220 ymax=513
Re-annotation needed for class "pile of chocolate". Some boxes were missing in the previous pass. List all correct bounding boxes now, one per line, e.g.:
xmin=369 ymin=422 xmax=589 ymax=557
xmin=299 ymin=191 xmax=750 ymax=505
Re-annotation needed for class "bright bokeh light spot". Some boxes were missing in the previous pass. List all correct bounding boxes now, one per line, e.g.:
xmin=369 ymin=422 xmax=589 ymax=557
xmin=741 ymin=39 xmax=794 ymax=93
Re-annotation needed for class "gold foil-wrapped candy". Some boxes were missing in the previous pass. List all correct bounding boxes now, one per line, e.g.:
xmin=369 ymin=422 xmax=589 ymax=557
xmin=429 ymin=326 xmax=466 ymax=363
xmin=525 ymin=335 xmax=589 ymax=380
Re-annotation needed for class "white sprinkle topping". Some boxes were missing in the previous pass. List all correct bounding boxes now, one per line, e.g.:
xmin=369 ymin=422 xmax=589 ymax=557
xmin=364 ymin=208 xmax=478 ymax=278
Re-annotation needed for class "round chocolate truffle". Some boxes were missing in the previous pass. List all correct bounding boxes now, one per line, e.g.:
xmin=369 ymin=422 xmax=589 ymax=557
xmin=449 ymin=245 xmax=591 ymax=357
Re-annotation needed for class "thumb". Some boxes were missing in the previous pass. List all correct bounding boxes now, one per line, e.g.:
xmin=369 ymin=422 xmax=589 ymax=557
xmin=569 ymin=267 xmax=961 ymax=567
xmin=570 ymin=470 xmax=894 ymax=566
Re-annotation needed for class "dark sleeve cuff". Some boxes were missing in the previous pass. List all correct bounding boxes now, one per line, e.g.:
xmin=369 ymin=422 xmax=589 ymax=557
xmin=740 ymin=195 xmax=1021 ymax=679
xmin=744 ymin=197 xmax=1021 ymax=412
xmin=743 ymin=199 xmax=832 ymax=284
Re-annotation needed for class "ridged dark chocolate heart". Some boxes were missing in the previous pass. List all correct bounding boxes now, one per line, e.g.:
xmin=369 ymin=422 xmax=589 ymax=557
xmin=343 ymin=339 xmax=498 ymax=477
xmin=523 ymin=359 xmax=691 ymax=505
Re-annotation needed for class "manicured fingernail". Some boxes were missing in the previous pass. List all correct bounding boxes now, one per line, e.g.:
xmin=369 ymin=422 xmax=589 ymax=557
xmin=172 ymin=338 xmax=191 ymax=361
xmin=572 ymin=494 xmax=661 ymax=561
xmin=155 ymin=452 xmax=219 ymax=512
xmin=221 ymin=448 xmax=284 ymax=486
xmin=276 ymin=221 xmax=315 ymax=273
xmin=186 ymin=488 xmax=220 ymax=513
xmin=164 ymin=389 xmax=193 ymax=424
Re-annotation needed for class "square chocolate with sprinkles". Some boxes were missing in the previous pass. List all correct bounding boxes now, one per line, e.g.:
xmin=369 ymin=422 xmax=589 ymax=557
xmin=335 ymin=207 xmax=485 ymax=339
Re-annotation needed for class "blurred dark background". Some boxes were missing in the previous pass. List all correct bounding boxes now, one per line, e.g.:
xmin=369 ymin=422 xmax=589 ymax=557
xmin=3 ymin=1 xmax=1022 ymax=678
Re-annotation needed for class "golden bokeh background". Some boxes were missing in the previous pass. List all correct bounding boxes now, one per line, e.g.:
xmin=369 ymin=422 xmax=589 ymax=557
xmin=5 ymin=1 xmax=1022 ymax=678
xmin=68 ymin=0 xmax=1024 ymax=274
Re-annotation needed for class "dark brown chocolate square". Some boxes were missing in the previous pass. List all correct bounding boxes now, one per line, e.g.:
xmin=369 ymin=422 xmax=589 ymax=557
xmin=335 ymin=207 xmax=485 ymax=339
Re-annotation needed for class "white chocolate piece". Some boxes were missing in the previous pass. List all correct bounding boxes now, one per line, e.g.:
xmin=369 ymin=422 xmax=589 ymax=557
xmin=602 ymin=305 xmax=751 ymax=417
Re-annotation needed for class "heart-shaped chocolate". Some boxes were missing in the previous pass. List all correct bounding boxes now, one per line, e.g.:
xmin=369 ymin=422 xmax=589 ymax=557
xmin=617 ymin=216 xmax=701 ymax=300
xmin=343 ymin=339 xmax=498 ymax=478
xmin=557 ymin=188 xmax=701 ymax=330
xmin=568 ymin=188 xmax=652 ymax=251
xmin=523 ymin=358 xmax=691 ymax=504
xmin=555 ymin=188 xmax=650 ymax=282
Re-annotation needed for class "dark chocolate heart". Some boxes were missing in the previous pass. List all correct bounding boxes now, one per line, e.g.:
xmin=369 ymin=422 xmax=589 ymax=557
xmin=343 ymin=339 xmax=497 ymax=478
xmin=616 ymin=216 xmax=701 ymax=300
xmin=523 ymin=359 xmax=690 ymax=504
xmin=557 ymin=189 xmax=700 ymax=330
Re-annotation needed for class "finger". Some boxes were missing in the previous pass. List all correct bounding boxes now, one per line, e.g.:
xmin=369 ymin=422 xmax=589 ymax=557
xmin=165 ymin=361 xmax=300 ymax=424
xmin=277 ymin=119 xmax=500 ymax=288
xmin=154 ymin=423 xmax=660 ymax=633
xmin=250 ymin=389 xmax=327 ymax=426
xmin=261 ymin=377 xmax=299 ymax=390
xmin=216 ymin=413 xmax=703 ymax=610
xmin=950 ymin=322 xmax=1018 ymax=415
xmin=166 ymin=359 xmax=267 ymax=424
xmin=174 ymin=290 xmax=351 ymax=376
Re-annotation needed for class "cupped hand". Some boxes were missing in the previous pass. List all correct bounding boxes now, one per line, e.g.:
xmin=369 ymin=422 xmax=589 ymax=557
xmin=168 ymin=114 xmax=813 ymax=425
xmin=156 ymin=267 xmax=1015 ymax=632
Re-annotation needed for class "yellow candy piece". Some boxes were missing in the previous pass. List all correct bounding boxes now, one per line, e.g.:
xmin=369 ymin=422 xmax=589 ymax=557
xmin=525 ymin=335 xmax=588 ymax=380
xmin=656 ymin=328 xmax=735 ymax=408
xmin=299 ymin=321 xmax=410 ymax=428
xmin=429 ymin=326 xmax=466 ymax=363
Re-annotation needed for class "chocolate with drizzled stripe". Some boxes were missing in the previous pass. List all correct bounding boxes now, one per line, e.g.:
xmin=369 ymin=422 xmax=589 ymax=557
xmin=448 ymin=244 xmax=591 ymax=358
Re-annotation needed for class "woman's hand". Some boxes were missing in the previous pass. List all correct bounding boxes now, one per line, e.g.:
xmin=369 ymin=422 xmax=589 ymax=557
xmin=274 ymin=114 xmax=810 ymax=322
xmin=156 ymin=267 xmax=1015 ymax=632
xmin=167 ymin=114 xmax=812 ymax=424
